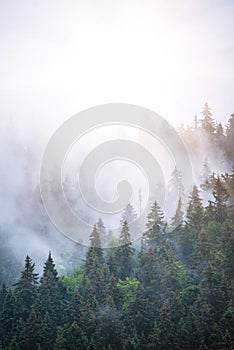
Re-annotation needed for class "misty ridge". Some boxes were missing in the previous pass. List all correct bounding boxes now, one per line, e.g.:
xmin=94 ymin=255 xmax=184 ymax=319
xmin=0 ymin=103 xmax=234 ymax=350
xmin=0 ymin=103 xmax=234 ymax=284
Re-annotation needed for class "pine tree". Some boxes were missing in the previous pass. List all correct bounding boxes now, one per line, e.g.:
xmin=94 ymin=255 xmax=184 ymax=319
xmin=204 ymin=200 xmax=216 ymax=223
xmin=94 ymin=304 xmax=124 ymax=349
xmin=201 ymin=102 xmax=215 ymax=135
xmin=120 ymin=203 xmax=138 ymax=237
xmin=171 ymin=197 xmax=184 ymax=231
xmin=0 ymin=289 xmax=16 ymax=349
xmin=180 ymin=186 xmax=204 ymax=265
xmin=186 ymin=185 xmax=204 ymax=231
xmin=85 ymin=225 xmax=104 ymax=277
xmin=38 ymin=311 xmax=56 ymax=350
xmin=161 ymin=244 xmax=184 ymax=297
xmin=16 ymin=308 xmax=40 ymax=349
xmin=96 ymin=217 xmax=106 ymax=247
xmin=14 ymin=255 xmax=39 ymax=321
xmin=126 ymin=284 xmax=151 ymax=336
xmin=168 ymin=167 xmax=184 ymax=198
xmin=216 ymin=122 xmax=224 ymax=134
xmin=143 ymin=201 xmax=164 ymax=249
xmin=212 ymin=176 xmax=230 ymax=222
xmin=116 ymin=221 xmax=134 ymax=279
xmin=55 ymin=321 xmax=88 ymax=350
xmin=90 ymin=224 xmax=102 ymax=248
xmin=139 ymin=248 xmax=162 ymax=309
xmin=146 ymin=201 xmax=164 ymax=230
xmin=36 ymin=252 xmax=62 ymax=326
xmin=149 ymin=300 xmax=178 ymax=349
xmin=121 ymin=203 xmax=137 ymax=226
xmin=200 ymin=158 xmax=212 ymax=190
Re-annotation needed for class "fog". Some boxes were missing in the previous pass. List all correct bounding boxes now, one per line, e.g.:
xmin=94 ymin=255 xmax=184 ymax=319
xmin=0 ymin=0 xmax=233 ymax=278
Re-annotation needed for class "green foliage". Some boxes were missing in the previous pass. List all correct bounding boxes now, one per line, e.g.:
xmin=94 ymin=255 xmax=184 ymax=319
xmin=117 ymin=277 xmax=140 ymax=306
xmin=0 ymin=165 xmax=233 ymax=349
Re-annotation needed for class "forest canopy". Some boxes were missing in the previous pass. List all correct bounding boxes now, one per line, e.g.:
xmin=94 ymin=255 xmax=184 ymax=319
xmin=0 ymin=104 xmax=234 ymax=349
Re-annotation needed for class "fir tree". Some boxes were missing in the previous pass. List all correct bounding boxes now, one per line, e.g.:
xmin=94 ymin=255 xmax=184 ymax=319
xmin=146 ymin=201 xmax=164 ymax=230
xmin=116 ymin=221 xmax=134 ymax=279
xmin=120 ymin=203 xmax=137 ymax=226
xmin=0 ymin=289 xmax=16 ymax=349
xmin=36 ymin=252 xmax=62 ymax=326
xmin=186 ymin=185 xmax=204 ymax=231
xmin=201 ymin=102 xmax=215 ymax=135
xmin=14 ymin=255 xmax=39 ymax=321
xmin=212 ymin=176 xmax=230 ymax=222
xmin=171 ymin=197 xmax=184 ymax=231
xmin=38 ymin=311 xmax=56 ymax=350
xmin=85 ymin=225 xmax=104 ymax=277
xmin=96 ymin=217 xmax=106 ymax=247
xmin=143 ymin=201 xmax=164 ymax=249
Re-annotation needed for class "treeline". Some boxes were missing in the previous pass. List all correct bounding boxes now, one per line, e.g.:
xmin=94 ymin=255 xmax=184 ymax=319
xmin=0 ymin=169 xmax=234 ymax=349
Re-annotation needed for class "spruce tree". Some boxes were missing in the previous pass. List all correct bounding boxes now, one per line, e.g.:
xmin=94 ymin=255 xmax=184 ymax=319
xmin=85 ymin=225 xmax=103 ymax=277
xmin=186 ymin=185 xmax=204 ymax=231
xmin=55 ymin=321 xmax=88 ymax=350
xmin=201 ymin=102 xmax=215 ymax=135
xmin=38 ymin=311 xmax=56 ymax=350
xmin=14 ymin=255 xmax=39 ymax=321
xmin=96 ymin=217 xmax=106 ymax=247
xmin=212 ymin=176 xmax=230 ymax=223
xmin=146 ymin=200 xmax=164 ymax=230
xmin=143 ymin=201 xmax=164 ymax=249
xmin=116 ymin=221 xmax=134 ymax=279
xmin=36 ymin=252 xmax=62 ymax=326
xmin=0 ymin=289 xmax=16 ymax=349
xmin=171 ymin=197 xmax=184 ymax=231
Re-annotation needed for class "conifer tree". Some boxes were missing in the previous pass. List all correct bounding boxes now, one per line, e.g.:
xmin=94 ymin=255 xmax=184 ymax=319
xmin=96 ymin=217 xmax=106 ymax=247
xmin=36 ymin=252 xmax=62 ymax=326
xmin=143 ymin=201 xmax=164 ymax=249
xmin=94 ymin=304 xmax=124 ymax=349
xmin=200 ymin=158 xmax=212 ymax=190
xmin=14 ymin=255 xmax=38 ymax=321
xmin=146 ymin=200 xmax=164 ymax=230
xmin=186 ymin=185 xmax=204 ymax=231
xmin=0 ymin=289 xmax=16 ymax=349
xmin=121 ymin=203 xmax=137 ymax=225
xmin=150 ymin=299 xmax=178 ymax=349
xmin=85 ymin=225 xmax=103 ymax=277
xmin=55 ymin=321 xmax=88 ymax=350
xmin=212 ymin=176 xmax=230 ymax=222
xmin=38 ymin=311 xmax=56 ymax=350
xmin=116 ymin=221 xmax=134 ymax=279
xmin=171 ymin=197 xmax=184 ymax=231
xmin=201 ymin=102 xmax=215 ymax=135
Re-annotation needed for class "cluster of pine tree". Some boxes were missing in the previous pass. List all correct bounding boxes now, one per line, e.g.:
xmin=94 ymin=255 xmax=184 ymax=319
xmin=0 ymin=167 xmax=234 ymax=349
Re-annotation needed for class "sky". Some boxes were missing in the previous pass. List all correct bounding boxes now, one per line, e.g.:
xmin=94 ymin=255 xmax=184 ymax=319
xmin=0 ymin=0 xmax=233 ymax=139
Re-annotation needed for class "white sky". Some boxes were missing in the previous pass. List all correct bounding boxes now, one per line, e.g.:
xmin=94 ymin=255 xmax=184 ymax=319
xmin=0 ymin=0 xmax=233 ymax=139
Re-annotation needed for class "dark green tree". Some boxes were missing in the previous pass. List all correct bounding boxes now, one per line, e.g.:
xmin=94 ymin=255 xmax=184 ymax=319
xmin=55 ymin=321 xmax=88 ymax=350
xmin=14 ymin=255 xmax=38 ymax=321
xmin=212 ymin=176 xmax=230 ymax=222
xmin=38 ymin=311 xmax=56 ymax=350
xmin=36 ymin=252 xmax=62 ymax=326
xmin=186 ymin=185 xmax=204 ymax=231
xmin=0 ymin=289 xmax=17 ymax=349
xmin=143 ymin=201 xmax=164 ymax=250
xmin=116 ymin=221 xmax=134 ymax=279
xmin=171 ymin=197 xmax=184 ymax=231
